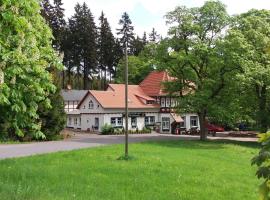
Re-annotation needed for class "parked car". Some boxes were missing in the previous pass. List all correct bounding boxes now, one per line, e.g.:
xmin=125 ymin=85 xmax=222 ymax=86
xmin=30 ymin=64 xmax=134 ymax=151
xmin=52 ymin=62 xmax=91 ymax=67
xmin=206 ymin=123 xmax=225 ymax=136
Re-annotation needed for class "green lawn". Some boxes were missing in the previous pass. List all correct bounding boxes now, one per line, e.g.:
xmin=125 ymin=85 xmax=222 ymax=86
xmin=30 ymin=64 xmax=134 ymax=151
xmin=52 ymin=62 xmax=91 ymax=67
xmin=0 ymin=140 xmax=260 ymax=200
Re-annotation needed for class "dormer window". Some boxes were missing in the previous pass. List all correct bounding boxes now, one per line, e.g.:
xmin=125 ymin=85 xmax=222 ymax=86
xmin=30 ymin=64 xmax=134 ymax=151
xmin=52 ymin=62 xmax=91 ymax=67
xmin=89 ymin=100 xmax=94 ymax=109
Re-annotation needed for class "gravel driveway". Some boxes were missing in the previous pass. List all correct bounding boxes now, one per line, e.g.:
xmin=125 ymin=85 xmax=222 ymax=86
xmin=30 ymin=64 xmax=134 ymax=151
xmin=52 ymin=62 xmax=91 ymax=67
xmin=0 ymin=132 xmax=257 ymax=160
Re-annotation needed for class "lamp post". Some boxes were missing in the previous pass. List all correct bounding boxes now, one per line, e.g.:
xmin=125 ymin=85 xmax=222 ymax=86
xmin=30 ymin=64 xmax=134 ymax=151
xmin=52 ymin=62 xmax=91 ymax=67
xmin=124 ymin=41 xmax=129 ymax=158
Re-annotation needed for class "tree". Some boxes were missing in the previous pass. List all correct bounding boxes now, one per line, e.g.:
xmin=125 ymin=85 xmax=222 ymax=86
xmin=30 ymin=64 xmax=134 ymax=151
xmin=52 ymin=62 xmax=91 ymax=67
xmin=149 ymin=28 xmax=160 ymax=43
xmin=98 ymin=11 xmax=115 ymax=89
xmin=116 ymin=56 xmax=154 ymax=84
xmin=112 ymin=38 xmax=124 ymax=80
xmin=252 ymin=132 xmax=270 ymax=200
xmin=40 ymin=0 xmax=66 ymax=50
xmin=227 ymin=9 xmax=270 ymax=133
xmin=162 ymin=1 xmax=232 ymax=140
xmin=142 ymin=31 xmax=148 ymax=45
xmin=132 ymin=36 xmax=145 ymax=56
xmin=0 ymin=0 xmax=62 ymax=139
xmin=68 ymin=3 xmax=97 ymax=89
xmin=116 ymin=12 xmax=135 ymax=54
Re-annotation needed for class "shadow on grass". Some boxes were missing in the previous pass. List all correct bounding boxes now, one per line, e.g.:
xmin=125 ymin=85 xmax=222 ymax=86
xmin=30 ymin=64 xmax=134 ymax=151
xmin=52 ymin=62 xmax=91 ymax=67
xmin=141 ymin=139 xmax=260 ymax=150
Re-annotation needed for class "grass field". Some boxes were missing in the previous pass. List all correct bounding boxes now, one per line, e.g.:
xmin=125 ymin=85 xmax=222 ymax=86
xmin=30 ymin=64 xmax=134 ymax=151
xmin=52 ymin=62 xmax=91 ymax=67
xmin=0 ymin=140 xmax=260 ymax=200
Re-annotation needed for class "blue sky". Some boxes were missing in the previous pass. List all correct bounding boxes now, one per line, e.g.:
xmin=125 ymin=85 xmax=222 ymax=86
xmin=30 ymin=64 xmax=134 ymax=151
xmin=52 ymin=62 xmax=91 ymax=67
xmin=62 ymin=0 xmax=270 ymax=38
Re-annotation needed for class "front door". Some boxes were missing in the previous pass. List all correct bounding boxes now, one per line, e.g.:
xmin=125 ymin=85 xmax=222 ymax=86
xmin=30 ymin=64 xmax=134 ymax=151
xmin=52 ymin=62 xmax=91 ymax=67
xmin=94 ymin=117 xmax=99 ymax=130
xmin=162 ymin=117 xmax=170 ymax=132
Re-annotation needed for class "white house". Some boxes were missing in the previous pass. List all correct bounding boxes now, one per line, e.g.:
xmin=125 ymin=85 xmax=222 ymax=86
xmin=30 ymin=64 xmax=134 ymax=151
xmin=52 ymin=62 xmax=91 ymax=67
xmin=61 ymin=71 xmax=200 ymax=134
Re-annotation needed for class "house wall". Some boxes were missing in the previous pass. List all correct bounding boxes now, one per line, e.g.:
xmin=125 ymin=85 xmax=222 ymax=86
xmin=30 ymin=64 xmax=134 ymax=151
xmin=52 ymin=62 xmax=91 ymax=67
xmin=65 ymin=91 xmax=200 ymax=134
xmin=79 ymin=95 xmax=104 ymax=113
xmin=66 ymin=114 xmax=81 ymax=129
xmin=181 ymin=113 xmax=200 ymax=130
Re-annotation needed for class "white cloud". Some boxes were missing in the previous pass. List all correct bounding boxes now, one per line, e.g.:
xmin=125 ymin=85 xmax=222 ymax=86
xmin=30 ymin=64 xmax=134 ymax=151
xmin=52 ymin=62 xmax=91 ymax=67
xmin=62 ymin=0 xmax=270 ymax=37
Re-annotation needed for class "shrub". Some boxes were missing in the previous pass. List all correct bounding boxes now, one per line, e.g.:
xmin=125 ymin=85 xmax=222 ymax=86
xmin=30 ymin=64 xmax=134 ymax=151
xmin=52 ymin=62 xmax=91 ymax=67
xmin=101 ymin=124 xmax=114 ymax=135
xmin=252 ymin=132 xmax=270 ymax=199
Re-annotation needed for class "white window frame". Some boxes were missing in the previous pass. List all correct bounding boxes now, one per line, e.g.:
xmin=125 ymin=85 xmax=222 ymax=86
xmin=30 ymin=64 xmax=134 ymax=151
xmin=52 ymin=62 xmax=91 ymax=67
xmin=68 ymin=117 xmax=72 ymax=125
xmin=162 ymin=117 xmax=170 ymax=131
xmin=111 ymin=117 xmax=123 ymax=127
xmin=74 ymin=118 xmax=77 ymax=125
xmin=190 ymin=116 xmax=198 ymax=127
xmin=89 ymin=100 xmax=94 ymax=109
xmin=145 ymin=116 xmax=155 ymax=125
xmin=131 ymin=117 xmax=137 ymax=128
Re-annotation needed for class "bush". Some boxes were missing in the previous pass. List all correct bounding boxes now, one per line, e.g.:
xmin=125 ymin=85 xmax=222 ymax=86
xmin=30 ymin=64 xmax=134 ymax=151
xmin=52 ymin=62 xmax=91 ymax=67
xmin=101 ymin=124 xmax=114 ymax=135
xmin=252 ymin=132 xmax=270 ymax=199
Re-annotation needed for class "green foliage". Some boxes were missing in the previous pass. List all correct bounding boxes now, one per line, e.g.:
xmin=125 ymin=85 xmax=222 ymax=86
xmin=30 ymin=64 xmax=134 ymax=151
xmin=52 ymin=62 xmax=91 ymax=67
xmin=98 ymin=11 xmax=115 ymax=89
xmin=226 ymin=9 xmax=270 ymax=133
xmin=160 ymin=1 xmax=231 ymax=140
xmin=116 ymin=55 xmax=154 ymax=84
xmin=101 ymin=123 xmax=114 ymax=135
xmin=252 ymin=132 xmax=270 ymax=200
xmin=0 ymin=0 xmax=62 ymax=139
xmin=116 ymin=12 xmax=135 ymax=54
xmin=38 ymin=87 xmax=66 ymax=140
xmin=67 ymin=3 xmax=97 ymax=89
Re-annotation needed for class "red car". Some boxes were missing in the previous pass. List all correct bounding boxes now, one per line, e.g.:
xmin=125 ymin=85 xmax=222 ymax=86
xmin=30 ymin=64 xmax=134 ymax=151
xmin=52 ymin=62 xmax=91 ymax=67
xmin=206 ymin=123 xmax=224 ymax=136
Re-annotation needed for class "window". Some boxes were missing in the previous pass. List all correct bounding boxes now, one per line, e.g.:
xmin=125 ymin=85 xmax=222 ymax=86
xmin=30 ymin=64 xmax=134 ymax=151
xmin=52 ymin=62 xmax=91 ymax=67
xmin=79 ymin=118 xmax=81 ymax=126
xmin=162 ymin=117 xmax=170 ymax=131
xmin=145 ymin=116 xmax=155 ymax=125
xmin=161 ymin=98 xmax=165 ymax=107
xmin=68 ymin=117 xmax=72 ymax=125
xmin=74 ymin=118 xmax=77 ymax=125
xmin=117 ymin=118 xmax=122 ymax=125
xmin=111 ymin=118 xmax=116 ymax=125
xmin=83 ymin=105 xmax=86 ymax=109
xmin=131 ymin=117 xmax=137 ymax=128
xmin=166 ymin=98 xmax=171 ymax=107
xmin=89 ymin=100 xmax=94 ymax=109
xmin=111 ymin=117 xmax=122 ymax=127
xmin=190 ymin=116 xmax=198 ymax=127
xmin=94 ymin=118 xmax=99 ymax=130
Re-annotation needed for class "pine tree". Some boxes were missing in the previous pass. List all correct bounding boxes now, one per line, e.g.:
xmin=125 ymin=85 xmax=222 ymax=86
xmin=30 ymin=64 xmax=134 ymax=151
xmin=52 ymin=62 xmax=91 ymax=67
xmin=40 ymin=0 xmax=66 ymax=50
xmin=112 ymin=38 xmax=124 ymax=80
xmin=68 ymin=3 xmax=97 ymax=89
xmin=116 ymin=12 xmax=135 ymax=54
xmin=98 ymin=11 xmax=115 ymax=89
xmin=132 ymin=36 xmax=145 ymax=56
xmin=142 ymin=31 xmax=148 ymax=45
xmin=149 ymin=27 xmax=160 ymax=43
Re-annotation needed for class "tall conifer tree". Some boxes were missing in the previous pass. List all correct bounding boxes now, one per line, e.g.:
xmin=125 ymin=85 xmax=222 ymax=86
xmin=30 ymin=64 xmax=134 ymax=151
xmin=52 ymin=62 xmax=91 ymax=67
xmin=69 ymin=3 xmax=97 ymax=89
xmin=149 ymin=27 xmax=160 ymax=43
xmin=98 ymin=11 xmax=115 ymax=89
xmin=116 ymin=12 xmax=135 ymax=54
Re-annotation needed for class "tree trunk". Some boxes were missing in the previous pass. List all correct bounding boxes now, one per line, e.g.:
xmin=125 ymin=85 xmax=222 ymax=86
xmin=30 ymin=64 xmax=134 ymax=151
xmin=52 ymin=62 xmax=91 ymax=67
xmin=104 ymin=67 xmax=106 ymax=90
xmin=83 ymin=59 xmax=87 ymax=90
xmin=257 ymin=84 xmax=268 ymax=133
xmin=198 ymin=109 xmax=207 ymax=141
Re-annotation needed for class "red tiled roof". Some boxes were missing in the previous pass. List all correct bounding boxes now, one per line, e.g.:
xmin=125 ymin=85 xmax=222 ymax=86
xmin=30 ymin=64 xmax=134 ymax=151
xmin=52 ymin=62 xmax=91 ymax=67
xmin=77 ymin=84 xmax=159 ymax=109
xmin=139 ymin=71 xmax=175 ymax=96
